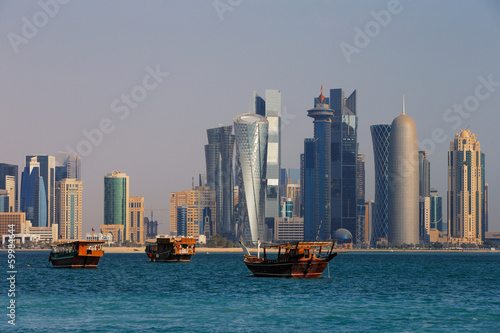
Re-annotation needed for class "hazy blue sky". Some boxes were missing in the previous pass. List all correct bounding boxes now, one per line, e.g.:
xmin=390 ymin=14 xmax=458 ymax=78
xmin=1 ymin=0 xmax=499 ymax=234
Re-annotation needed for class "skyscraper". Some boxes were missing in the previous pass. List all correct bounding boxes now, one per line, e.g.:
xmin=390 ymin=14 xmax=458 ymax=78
xmin=25 ymin=155 xmax=55 ymax=226
xmin=304 ymin=87 xmax=334 ymax=241
xmin=253 ymin=89 xmax=282 ymax=237
xmin=370 ymin=124 xmax=391 ymax=245
xmin=20 ymin=157 xmax=47 ymax=227
xmin=481 ymin=152 xmax=487 ymax=240
xmin=388 ymin=98 xmax=419 ymax=245
xmin=418 ymin=150 xmax=430 ymax=197
xmin=356 ymin=153 xmax=365 ymax=205
xmin=104 ymin=171 xmax=129 ymax=242
xmin=56 ymin=178 xmax=82 ymax=240
xmin=448 ymin=129 xmax=483 ymax=244
xmin=205 ymin=125 xmax=235 ymax=239
xmin=234 ymin=113 xmax=268 ymax=243
xmin=55 ymin=152 xmax=81 ymax=182
xmin=430 ymin=188 xmax=443 ymax=232
xmin=0 ymin=163 xmax=18 ymax=212
xmin=328 ymin=88 xmax=358 ymax=241
xmin=170 ymin=191 xmax=187 ymax=236
xmin=129 ymin=196 xmax=144 ymax=244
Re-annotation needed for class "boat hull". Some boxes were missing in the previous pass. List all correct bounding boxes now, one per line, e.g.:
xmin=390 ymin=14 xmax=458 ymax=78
xmin=244 ymin=253 xmax=337 ymax=278
xmin=147 ymin=251 xmax=193 ymax=262
xmin=49 ymin=254 xmax=102 ymax=268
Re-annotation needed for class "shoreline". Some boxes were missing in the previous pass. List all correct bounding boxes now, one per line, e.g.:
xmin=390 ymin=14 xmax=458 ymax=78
xmin=2 ymin=247 xmax=497 ymax=253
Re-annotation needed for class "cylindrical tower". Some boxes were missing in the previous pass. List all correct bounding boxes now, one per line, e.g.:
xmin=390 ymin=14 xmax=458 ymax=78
xmin=388 ymin=98 xmax=419 ymax=245
xmin=234 ymin=113 xmax=268 ymax=243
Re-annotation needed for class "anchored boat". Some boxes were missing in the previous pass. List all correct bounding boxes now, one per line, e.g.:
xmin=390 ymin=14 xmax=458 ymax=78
xmin=49 ymin=240 xmax=105 ymax=268
xmin=240 ymin=241 xmax=338 ymax=278
xmin=145 ymin=236 xmax=196 ymax=262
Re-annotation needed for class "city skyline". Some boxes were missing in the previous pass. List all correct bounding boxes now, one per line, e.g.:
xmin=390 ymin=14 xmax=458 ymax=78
xmin=1 ymin=1 xmax=499 ymax=234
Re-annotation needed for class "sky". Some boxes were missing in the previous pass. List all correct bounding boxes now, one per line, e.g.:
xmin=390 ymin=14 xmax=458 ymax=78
xmin=1 ymin=0 xmax=499 ymax=235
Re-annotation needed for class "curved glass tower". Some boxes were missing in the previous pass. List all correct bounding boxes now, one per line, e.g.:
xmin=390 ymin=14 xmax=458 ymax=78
xmin=370 ymin=124 xmax=391 ymax=245
xmin=234 ymin=113 xmax=268 ymax=243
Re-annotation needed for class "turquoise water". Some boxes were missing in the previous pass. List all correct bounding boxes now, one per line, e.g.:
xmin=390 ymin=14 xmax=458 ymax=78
xmin=2 ymin=251 xmax=500 ymax=332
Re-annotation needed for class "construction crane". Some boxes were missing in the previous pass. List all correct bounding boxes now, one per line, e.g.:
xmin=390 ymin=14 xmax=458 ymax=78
xmin=144 ymin=208 xmax=169 ymax=223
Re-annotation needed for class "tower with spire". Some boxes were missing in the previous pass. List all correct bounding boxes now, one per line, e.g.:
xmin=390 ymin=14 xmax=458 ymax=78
xmin=388 ymin=96 xmax=419 ymax=245
xmin=303 ymin=87 xmax=334 ymax=240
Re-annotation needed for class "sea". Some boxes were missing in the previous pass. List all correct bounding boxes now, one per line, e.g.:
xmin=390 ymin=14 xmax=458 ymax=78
xmin=2 ymin=251 xmax=499 ymax=332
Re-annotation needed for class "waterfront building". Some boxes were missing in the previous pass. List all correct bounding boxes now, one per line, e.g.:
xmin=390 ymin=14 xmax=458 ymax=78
xmin=55 ymin=178 xmax=82 ymax=240
xmin=100 ymin=224 xmax=124 ymax=244
xmin=0 ymin=212 xmax=25 ymax=237
xmin=205 ymin=125 xmax=235 ymax=239
xmin=234 ymin=113 xmax=268 ymax=243
xmin=481 ymin=153 xmax=487 ymax=239
xmin=304 ymin=87 xmax=334 ymax=241
xmin=0 ymin=163 xmax=18 ymax=212
xmin=170 ymin=191 xmax=187 ymax=235
xmin=274 ymin=216 xmax=304 ymax=242
xmin=144 ymin=216 xmax=158 ymax=239
xmin=55 ymin=152 xmax=81 ymax=182
xmin=484 ymin=183 xmax=488 ymax=234
xmin=129 ymin=196 xmax=144 ymax=244
xmin=430 ymin=188 xmax=443 ymax=232
xmin=104 ymin=171 xmax=129 ymax=243
xmin=364 ymin=200 xmax=374 ymax=245
xmin=447 ymin=129 xmax=483 ymax=244
xmin=328 ymin=88 xmax=358 ymax=241
xmin=25 ymin=155 xmax=56 ymax=226
xmin=370 ymin=124 xmax=391 ymax=245
xmin=20 ymin=157 xmax=47 ymax=227
xmin=170 ymin=186 xmax=215 ymax=238
xmin=418 ymin=151 xmax=431 ymax=197
xmin=253 ymin=89 xmax=282 ymax=237
xmin=356 ymin=153 xmax=365 ymax=205
xmin=286 ymin=183 xmax=301 ymax=217
xmin=419 ymin=196 xmax=431 ymax=243
xmin=388 ymin=98 xmax=419 ymax=245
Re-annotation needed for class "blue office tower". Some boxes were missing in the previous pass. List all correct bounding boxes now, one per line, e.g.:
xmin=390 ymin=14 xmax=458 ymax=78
xmin=303 ymin=87 xmax=334 ymax=240
xmin=303 ymin=139 xmax=318 ymax=240
xmin=329 ymin=88 xmax=358 ymax=241
xmin=370 ymin=124 xmax=391 ymax=245
xmin=20 ymin=160 xmax=48 ymax=227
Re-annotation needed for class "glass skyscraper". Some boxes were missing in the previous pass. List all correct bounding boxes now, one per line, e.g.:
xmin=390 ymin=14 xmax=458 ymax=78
xmin=253 ymin=89 xmax=281 ymax=239
xmin=370 ymin=124 xmax=391 ymax=245
xmin=234 ymin=113 xmax=268 ymax=243
xmin=328 ymin=89 xmax=358 ymax=241
xmin=104 ymin=171 xmax=129 ymax=239
xmin=205 ymin=125 xmax=235 ymax=239
xmin=304 ymin=88 xmax=333 ymax=241
xmin=20 ymin=157 xmax=47 ymax=227
xmin=25 ymin=155 xmax=55 ymax=226
xmin=0 ymin=163 xmax=18 ymax=212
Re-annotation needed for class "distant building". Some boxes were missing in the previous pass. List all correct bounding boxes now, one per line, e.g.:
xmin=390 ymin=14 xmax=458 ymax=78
xmin=100 ymin=224 xmax=124 ymax=244
xmin=55 ymin=178 xmax=83 ymax=240
xmin=388 ymin=98 xmax=419 ymax=245
xmin=234 ymin=113 xmax=268 ymax=243
xmin=370 ymin=124 xmax=391 ymax=245
xmin=274 ymin=217 xmax=304 ymax=242
xmin=253 ymin=90 xmax=282 ymax=238
xmin=25 ymin=155 xmax=56 ymax=226
xmin=55 ymin=152 xmax=81 ymax=182
xmin=20 ymin=157 xmax=47 ymax=227
xmin=364 ymin=200 xmax=374 ymax=244
xmin=356 ymin=153 xmax=365 ymax=205
xmin=448 ymin=129 xmax=483 ymax=244
xmin=481 ymin=153 xmax=487 ymax=240
xmin=286 ymin=183 xmax=301 ymax=218
xmin=329 ymin=88 xmax=358 ymax=242
xmin=144 ymin=217 xmax=158 ymax=240
xmin=419 ymin=196 xmax=431 ymax=243
xmin=170 ymin=186 xmax=215 ymax=238
xmin=86 ymin=232 xmax=114 ymax=246
xmin=0 ymin=190 xmax=9 ymax=213
xmin=205 ymin=125 xmax=235 ymax=239
xmin=104 ymin=171 xmax=129 ymax=243
xmin=170 ymin=191 xmax=187 ymax=235
xmin=430 ymin=188 xmax=443 ymax=232
xmin=418 ymin=151 xmax=431 ymax=197
xmin=0 ymin=163 xmax=18 ymax=212
xmin=304 ymin=87 xmax=334 ymax=241
xmin=129 ymin=196 xmax=144 ymax=244
xmin=0 ymin=212 xmax=25 ymax=240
